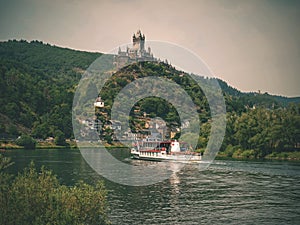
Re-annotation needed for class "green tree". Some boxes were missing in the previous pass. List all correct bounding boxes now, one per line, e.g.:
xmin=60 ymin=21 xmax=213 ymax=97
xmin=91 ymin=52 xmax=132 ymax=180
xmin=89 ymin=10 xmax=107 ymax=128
xmin=7 ymin=125 xmax=19 ymax=136
xmin=15 ymin=135 xmax=36 ymax=149
xmin=54 ymin=130 xmax=67 ymax=146
xmin=104 ymin=128 xmax=113 ymax=144
xmin=31 ymin=122 xmax=49 ymax=139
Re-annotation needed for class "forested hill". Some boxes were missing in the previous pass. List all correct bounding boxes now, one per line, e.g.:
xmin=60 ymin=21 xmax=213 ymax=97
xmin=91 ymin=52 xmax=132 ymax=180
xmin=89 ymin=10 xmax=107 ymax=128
xmin=0 ymin=40 xmax=101 ymax=138
xmin=0 ymin=40 xmax=299 ymax=144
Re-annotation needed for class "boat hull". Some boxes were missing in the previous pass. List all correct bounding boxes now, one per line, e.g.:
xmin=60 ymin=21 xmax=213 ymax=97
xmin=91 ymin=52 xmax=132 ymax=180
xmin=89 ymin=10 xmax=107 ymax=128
xmin=130 ymin=140 xmax=202 ymax=163
xmin=131 ymin=149 xmax=202 ymax=163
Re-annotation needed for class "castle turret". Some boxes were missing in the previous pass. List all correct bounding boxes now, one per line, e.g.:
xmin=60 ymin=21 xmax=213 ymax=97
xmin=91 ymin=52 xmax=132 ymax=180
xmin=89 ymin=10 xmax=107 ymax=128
xmin=133 ymin=30 xmax=145 ymax=51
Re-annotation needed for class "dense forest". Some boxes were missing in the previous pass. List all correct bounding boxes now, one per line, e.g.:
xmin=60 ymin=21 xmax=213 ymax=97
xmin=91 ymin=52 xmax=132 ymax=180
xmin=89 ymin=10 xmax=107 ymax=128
xmin=0 ymin=40 xmax=101 ymax=141
xmin=0 ymin=40 xmax=299 ymax=158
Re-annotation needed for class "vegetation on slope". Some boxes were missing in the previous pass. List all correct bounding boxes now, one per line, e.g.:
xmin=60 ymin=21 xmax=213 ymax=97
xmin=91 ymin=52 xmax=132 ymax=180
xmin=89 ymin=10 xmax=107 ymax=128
xmin=0 ymin=40 xmax=101 ymax=140
xmin=96 ymin=61 xmax=300 ymax=158
xmin=0 ymin=40 xmax=299 ymax=159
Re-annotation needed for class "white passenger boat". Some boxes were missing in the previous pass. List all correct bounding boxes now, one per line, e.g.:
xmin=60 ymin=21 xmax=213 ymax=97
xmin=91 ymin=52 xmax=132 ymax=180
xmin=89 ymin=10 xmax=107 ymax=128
xmin=130 ymin=140 xmax=202 ymax=163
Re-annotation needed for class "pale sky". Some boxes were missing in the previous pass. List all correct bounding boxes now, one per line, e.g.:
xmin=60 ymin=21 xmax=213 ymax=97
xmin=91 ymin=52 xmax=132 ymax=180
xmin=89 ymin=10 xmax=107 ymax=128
xmin=0 ymin=0 xmax=299 ymax=97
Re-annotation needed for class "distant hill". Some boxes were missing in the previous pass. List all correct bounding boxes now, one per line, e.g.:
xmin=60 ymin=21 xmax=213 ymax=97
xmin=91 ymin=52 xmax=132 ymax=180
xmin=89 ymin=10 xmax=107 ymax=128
xmin=0 ymin=40 xmax=299 ymax=139
xmin=217 ymin=78 xmax=300 ymax=107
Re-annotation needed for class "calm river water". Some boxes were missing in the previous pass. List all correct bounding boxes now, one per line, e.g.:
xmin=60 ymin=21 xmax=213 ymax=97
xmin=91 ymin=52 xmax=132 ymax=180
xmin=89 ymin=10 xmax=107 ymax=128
xmin=3 ymin=148 xmax=300 ymax=225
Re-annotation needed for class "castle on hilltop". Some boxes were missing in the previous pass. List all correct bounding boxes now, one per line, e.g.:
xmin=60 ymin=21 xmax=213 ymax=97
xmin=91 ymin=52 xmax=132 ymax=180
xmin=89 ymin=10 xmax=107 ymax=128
xmin=114 ymin=30 xmax=156 ymax=69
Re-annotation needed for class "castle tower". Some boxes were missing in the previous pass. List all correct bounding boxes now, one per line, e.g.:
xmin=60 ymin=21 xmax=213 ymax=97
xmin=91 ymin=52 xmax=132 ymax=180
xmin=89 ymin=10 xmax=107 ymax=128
xmin=132 ymin=30 xmax=145 ymax=51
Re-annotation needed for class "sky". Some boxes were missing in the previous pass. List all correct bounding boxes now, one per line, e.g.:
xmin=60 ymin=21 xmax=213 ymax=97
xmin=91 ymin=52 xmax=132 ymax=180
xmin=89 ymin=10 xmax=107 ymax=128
xmin=0 ymin=0 xmax=299 ymax=97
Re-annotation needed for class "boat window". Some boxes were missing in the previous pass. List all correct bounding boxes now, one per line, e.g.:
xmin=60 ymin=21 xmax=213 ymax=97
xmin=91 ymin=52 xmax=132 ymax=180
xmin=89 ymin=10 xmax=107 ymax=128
xmin=180 ymin=143 xmax=189 ymax=152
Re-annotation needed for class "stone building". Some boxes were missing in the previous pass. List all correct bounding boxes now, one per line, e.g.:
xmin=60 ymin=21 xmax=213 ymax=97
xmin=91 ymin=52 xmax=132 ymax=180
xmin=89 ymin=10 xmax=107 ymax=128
xmin=114 ymin=30 xmax=156 ymax=69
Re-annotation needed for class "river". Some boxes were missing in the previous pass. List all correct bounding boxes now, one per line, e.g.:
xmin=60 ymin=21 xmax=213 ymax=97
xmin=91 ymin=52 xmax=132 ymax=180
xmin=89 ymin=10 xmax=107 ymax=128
xmin=2 ymin=148 xmax=300 ymax=224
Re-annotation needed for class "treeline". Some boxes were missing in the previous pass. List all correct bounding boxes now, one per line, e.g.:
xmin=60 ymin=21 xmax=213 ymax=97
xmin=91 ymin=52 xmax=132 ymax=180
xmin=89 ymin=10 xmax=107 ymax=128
xmin=193 ymin=98 xmax=300 ymax=158
xmin=220 ymin=105 xmax=300 ymax=158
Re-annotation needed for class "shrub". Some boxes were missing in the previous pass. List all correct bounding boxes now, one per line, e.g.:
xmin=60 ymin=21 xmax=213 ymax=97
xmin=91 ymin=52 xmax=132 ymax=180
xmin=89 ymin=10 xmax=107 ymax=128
xmin=223 ymin=144 xmax=235 ymax=157
xmin=0 ymin=157 xmax=110 ymax=225
xmin=54 ymin=130 xmax=67 ymax=146
xmin=15 ymin=135 xmax=36 ymax=149
xmin=232 ymin=148 xmax=243 ymax=158
xmin=241 ymin=149 xmax=256 ymax=159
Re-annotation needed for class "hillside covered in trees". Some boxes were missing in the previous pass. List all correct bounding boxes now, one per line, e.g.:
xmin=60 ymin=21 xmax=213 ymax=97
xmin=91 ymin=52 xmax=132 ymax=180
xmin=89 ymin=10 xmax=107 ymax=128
xmin=94 ymin=61 xmax=300 ymax=159
xmin=0 ymin=40 xmax=299 ymax=159
xmin=0 ymin=40 xmax=101 ymax=141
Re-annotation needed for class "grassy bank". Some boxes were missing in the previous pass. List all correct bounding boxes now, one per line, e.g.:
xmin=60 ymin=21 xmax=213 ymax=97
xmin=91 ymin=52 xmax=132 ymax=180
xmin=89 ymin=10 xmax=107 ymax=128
xmin=0 ymin=140 xmax=129 ymax=150
xmin=0 ymin=140 xmax=77 ymax=150
xmin=217 ymin=151 xmax=300 ymax=161
xmin=264 ymin=151 xmax=300 ymax=161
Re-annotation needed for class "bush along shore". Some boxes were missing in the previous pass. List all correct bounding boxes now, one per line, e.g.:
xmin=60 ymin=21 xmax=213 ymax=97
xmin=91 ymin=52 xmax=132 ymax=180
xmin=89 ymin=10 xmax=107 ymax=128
xmin=216 ymin=145 xmax=300 ymax=161
xmin=0 ymin=155 xmax=110 ymax=225
xmin=0 ymin=137 xmax=128 ymax=150
xmin=0 ymin=136 xmax=77 ymax=150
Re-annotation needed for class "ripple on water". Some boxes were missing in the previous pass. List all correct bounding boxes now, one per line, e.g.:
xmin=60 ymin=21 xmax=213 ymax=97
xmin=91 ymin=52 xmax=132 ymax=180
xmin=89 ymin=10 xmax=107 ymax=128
xmin=107 ymin=160 xmax=300 ymax=224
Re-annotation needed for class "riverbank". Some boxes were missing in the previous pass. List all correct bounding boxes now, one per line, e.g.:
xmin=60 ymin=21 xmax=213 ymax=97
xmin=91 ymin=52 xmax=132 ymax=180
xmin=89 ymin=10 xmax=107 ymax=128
xmin=0 ymin=140 xmax=77 ymax=150
xmin=216 ymin=151 xmax=300 ymax=161
xmin=1 ymin=140 xmax=299 ymax=161
xmin=0 ymin=140 xmax=128 ymax=150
